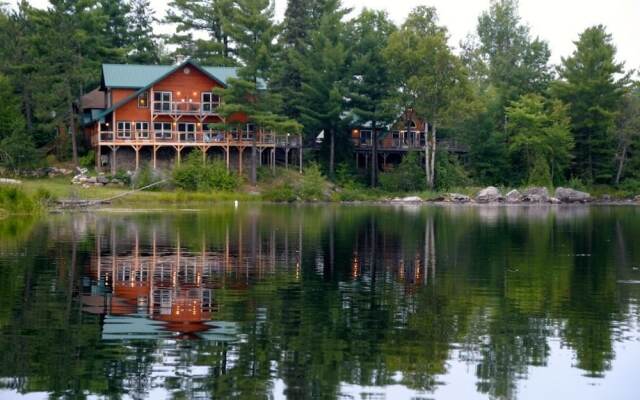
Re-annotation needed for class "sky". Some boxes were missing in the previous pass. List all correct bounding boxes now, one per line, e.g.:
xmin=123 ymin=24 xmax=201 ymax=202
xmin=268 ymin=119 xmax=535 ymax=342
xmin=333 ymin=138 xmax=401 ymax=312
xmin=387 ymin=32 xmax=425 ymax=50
xmin=17 ymin=0 xmax=640 ymax=70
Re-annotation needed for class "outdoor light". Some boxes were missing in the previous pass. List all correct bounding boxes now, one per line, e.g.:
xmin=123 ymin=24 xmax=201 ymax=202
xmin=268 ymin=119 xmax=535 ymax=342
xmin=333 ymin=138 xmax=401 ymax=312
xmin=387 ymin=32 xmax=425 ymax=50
xmin=177 ymin=91 xmax=181 ymax=96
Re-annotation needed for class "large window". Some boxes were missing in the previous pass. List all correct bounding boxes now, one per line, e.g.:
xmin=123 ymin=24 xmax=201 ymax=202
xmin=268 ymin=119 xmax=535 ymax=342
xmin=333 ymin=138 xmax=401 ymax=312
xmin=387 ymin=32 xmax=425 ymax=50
xmin=137 ymin=91 xmax=149 ymax=108
xmin=135 ymin=121 xmax=149 ymax=139
xmin=178 ymin=122 xmax=196 ymax=142
xmin=360 ymin=130 xmax=372 ymax=145
xmin=154 ymin=122 xmax=172 ymax=140
xmin=117 ymin=121 xmax=132 ymax=138
xmin=201 ymin=92 xmax=220 ymax=113
xmin=243 ymin=123 xmax=255 ymax=140
xmin=153 ymin=91 xmax=172 ymax=112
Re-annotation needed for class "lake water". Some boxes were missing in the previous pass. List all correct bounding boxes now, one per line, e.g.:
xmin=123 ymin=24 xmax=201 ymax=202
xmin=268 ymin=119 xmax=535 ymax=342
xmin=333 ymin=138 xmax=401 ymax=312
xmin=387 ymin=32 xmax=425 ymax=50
xmin=0 ymin=205 xmax=639 ymax=400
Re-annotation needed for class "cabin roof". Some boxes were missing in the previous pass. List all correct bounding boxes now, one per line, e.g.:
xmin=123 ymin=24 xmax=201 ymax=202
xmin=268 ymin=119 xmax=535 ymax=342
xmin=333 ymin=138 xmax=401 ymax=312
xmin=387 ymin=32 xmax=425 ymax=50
xmin=102 ymin=63 xmax=239 ymax=89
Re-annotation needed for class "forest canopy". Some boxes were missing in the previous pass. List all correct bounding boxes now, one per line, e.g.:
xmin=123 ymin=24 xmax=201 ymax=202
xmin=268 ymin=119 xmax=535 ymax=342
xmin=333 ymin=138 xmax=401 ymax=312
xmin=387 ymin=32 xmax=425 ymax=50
xmin=0 ymin=0 xmax=638 ymax=190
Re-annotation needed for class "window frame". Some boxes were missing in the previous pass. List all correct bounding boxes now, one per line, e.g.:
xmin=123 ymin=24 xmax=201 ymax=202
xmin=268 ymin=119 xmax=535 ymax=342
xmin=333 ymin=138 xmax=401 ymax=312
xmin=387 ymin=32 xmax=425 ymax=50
xmin=177 ymin=122 xmax=196 ymax=141
xmin=117 ymin=121 xmax=132 ymax=139
xmin=201 ymin=92 xmax=220 ymax=113
xmin=153 ymin=122 xmax=172 ymax=139
xmin=137 ymin=91 xmax=149 ymax=108
xmin=135 ymin=121 xmax=149 ymax=139
xmin=153 ymin=91 xmax=172 ymax=112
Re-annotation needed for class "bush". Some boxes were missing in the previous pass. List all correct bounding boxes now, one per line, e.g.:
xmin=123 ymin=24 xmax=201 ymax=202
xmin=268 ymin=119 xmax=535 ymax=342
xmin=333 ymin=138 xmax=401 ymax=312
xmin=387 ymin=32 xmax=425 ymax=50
xmin=299 ymin=163 xmax=327 ymax=200
xmin=172 ymin=150 xmax=240 ymax=192
xmin=133 ymin=164 xmax=166 ymax=189
xmin=527 ymin=156 xmax=552 ymax=188
xmin=262 ymin=182 xmax=297 ymax=202
xmin=379 ymin=151 xmax=425 ymax=193
xmin=435 ymin=152 xmax=471 ymax=190
xmin=0 ymin=131 xmax=38 ymax=172
xmin=79 ymin=150 xmax=95 ymax=169
xmin=567 ymin=176 xmax=588 ymax=191
xmin=0 ymin=185 xmax=41 ymax=214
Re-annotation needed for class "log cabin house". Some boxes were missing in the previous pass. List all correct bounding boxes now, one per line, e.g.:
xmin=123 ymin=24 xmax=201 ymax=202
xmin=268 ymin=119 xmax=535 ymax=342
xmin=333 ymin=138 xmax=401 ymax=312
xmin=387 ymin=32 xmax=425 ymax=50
xmin=81 ymin=59 xmax=302 ymax=174
xmin=349 ymin=110 xmax=468 ymax=171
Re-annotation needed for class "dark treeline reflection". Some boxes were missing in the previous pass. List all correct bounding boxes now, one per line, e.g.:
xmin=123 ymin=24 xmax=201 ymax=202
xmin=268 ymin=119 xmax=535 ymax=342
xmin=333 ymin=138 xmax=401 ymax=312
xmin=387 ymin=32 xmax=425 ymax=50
xmin=0 ymin=205 xmax=639 ymax=399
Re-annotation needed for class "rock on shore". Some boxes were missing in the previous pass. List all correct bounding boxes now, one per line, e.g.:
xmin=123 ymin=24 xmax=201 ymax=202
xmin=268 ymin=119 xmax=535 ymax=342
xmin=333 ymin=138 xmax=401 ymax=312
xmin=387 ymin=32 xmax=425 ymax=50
xmin=521 ymin=187 xmax=549 ymax=203
xmin=505 ymin=189 xmax=522 ymax=203
xmin=555 ymin=187 xmax=591 ymax=203
xmin=475 ymin=186 xmax=502 ymax=203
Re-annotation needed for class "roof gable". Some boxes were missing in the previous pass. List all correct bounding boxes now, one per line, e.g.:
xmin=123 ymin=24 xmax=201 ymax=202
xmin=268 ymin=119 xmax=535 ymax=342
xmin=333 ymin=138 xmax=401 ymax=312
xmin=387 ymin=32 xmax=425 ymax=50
xmin=102 ymin=61 xmax=238 ymax=89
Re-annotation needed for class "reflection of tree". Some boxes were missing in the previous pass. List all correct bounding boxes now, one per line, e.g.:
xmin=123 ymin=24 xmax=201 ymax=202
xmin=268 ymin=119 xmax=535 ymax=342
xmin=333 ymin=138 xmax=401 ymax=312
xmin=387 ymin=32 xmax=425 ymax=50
xmin=0 ymin=205 xmax=638 ymax=399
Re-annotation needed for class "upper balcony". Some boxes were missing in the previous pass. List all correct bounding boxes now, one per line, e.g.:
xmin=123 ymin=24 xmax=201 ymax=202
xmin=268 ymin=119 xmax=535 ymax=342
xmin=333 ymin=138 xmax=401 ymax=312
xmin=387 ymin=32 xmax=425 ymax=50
xmin=152 ymin=100 xmax=220 ymax=116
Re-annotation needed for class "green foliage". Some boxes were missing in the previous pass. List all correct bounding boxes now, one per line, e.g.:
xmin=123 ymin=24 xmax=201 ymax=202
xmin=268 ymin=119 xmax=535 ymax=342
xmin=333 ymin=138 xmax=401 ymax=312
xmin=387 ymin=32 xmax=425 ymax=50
xmin=527 ymin=155 xmax=552 ymax=187
xmin=133 ymin=163 xmax=164 ymax=190
xmin=0 ymin=185 xmax=41 ymax=214
xmin=298 ymin=162 xmax=326 ymax=200
xmin=379 ymin=151 xmax=425 ymax=193
xmin=79 ymin=150 xmax=95 ymax=169
xmin=506 ymin=94 xmax=574 ymax=185
xmin=552 ymin=25 xmax=629 ymax=183
xmin=262 ymin=182 xmax=296 ymax=202
xmin=0 ymin=131 xmax=38 ymax=172
xmin=172 ymin=151 xmax=240 ymax=192
xmin=435 ymin=152 xmax=471 ymax=190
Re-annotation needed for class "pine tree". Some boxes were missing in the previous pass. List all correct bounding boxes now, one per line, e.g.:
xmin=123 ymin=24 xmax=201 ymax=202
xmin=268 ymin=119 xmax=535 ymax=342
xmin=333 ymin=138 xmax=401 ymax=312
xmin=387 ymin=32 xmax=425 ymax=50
xmin=165 ymin=0 xmax=236 ymax=65
xmin=294 ymin=0 xmax=349 ymax=178
xmin=552 ymin=25 xmax=629 ymax=183
xmin=99 ymin=0 xmax=131 ymax=62
xmin=127 ymin=0 xmax=160 ymax=63
xmin=345 ymin=9 xmax=396 ymax=186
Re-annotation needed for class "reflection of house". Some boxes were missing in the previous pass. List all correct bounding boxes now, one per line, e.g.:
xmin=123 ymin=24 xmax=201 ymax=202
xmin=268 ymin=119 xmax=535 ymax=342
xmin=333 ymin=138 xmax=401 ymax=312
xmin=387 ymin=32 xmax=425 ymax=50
xmin=81 ymin=222 xmax=302 ymax=338
xmin=349 ymin=110 xmax=468 ymax=170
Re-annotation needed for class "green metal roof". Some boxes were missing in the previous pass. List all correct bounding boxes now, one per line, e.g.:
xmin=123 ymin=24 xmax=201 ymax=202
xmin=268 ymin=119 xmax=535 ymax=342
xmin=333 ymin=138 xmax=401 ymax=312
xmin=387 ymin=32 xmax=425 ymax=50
xmin=102 ymin=63 xmax=239 ymax=88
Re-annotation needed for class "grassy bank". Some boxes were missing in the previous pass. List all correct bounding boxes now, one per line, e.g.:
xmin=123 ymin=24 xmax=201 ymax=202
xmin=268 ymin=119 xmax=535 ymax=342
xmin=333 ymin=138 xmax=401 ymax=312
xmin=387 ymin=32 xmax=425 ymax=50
xmin=0 ymin=184 xmax=46 ymax=215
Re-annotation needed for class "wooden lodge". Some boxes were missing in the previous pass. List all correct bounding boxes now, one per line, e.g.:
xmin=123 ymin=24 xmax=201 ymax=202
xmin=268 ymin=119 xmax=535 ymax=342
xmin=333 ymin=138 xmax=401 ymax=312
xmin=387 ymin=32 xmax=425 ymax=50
xmin=349 ymin=112 xmax=468 ymax=170
xmin=81 ymin=59 xmax=302 ymax=174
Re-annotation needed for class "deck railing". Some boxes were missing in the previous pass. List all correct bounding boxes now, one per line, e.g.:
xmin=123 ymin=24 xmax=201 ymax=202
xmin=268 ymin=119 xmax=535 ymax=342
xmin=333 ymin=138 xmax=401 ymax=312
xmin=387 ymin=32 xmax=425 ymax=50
xmin=98 ymin=131 xmax=300 ymax=147
xmin=152 ymin=101 xmax=220 ymax=115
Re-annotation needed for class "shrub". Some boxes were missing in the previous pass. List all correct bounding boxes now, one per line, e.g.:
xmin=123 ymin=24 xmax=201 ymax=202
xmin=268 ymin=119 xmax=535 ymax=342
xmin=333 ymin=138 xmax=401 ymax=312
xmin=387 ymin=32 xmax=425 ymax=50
xmin=567 ymin=176 xmax=588 ymax=191
xmin=435 ymin=152 xmax=471 ymax=190
xmin=79 ymin=150 xmax=95 ymax=169
xmin=133 ymin=164 xmax=166 ymax=190
xmin=0 ymin=185 xmax=41 ymax=214
xmin=172 ymin=150 xmax=240 ymax=192
xmin=299 ymin=163 xmax=327 ymax=200
xmin=527 ymin=156 xmax=552 ymax=188
xmin=262 ymin=182 xmax=297 ymax=202
xmin=379 ymin=151 xmax=425 ymax=193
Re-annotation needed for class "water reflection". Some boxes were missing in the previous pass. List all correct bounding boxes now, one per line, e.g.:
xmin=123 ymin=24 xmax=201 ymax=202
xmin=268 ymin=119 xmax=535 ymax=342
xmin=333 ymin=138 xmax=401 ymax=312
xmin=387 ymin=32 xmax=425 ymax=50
xmin=0 ymin=206 xmax=639 ymax=400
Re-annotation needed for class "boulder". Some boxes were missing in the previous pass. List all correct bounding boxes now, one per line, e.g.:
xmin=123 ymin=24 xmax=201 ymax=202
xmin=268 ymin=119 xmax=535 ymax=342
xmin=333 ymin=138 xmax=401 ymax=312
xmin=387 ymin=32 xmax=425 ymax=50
xmin=96 ymin=175 xmax=109 ymax=184
xmin=634 ymin=195 xmax=640 ymax=203
xmin=448 ymin=193 xmax=471 ymax=203
xmin=475 ymin=186 xmax=502 ymax=203
xmin=555 ymin=187 xmax=591 ymax=203
xmin=401 ymin=196 xmax=423 ymax=203
xmin=0 ymin=178 xmax=22 ymax=185
xmin=522 ymin=187 xmax=549 ymax=203
xmin=505 ymin=189 xmax=522 ymax=203
xmin=548 ymin=197 xmax=561 ymax=204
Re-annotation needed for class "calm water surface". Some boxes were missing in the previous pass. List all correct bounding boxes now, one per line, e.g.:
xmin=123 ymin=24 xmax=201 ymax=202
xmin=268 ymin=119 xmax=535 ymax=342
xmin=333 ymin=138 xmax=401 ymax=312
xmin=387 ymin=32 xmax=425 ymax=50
xmin=0 ymin=205 xmax=639 ymax=400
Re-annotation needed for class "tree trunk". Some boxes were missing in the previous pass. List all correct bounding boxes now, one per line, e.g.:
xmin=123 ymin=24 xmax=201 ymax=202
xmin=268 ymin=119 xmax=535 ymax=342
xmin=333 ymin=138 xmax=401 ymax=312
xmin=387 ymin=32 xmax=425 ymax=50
xmin=371 ymin=123 xmax=377 ymax=187
xmin=425 ymin=122 xmax=436 ymax=189
xmin=424 ymin=122 xmax=430 ymax=189
xmin=68 ymin=98 xmax=79 ymax=167
xmin=430 ymin=123 xmax=437 ymax=188
xmin=615 ymin=142 xmax=628 ymax=185
xmin=329 ymin=128 xmax=335 ymax=179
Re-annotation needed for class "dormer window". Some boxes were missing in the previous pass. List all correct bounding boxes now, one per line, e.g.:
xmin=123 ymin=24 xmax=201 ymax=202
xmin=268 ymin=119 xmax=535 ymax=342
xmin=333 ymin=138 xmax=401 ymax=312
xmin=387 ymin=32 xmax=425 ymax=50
xmin=137 ymin=91 xmax=149 ymax=108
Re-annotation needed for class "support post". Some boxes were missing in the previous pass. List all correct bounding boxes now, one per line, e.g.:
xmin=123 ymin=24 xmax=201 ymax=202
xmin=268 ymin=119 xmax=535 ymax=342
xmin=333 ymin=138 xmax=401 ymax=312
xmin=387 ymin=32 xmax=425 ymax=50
xmin=299 ymin=135 xmax=303 ymax=173
xmin=153 ymin=146 xmax=157 ymax=169
xmin=239 ymin=147 xmax=243 ymax=175
xmin=135 ymin=146 xmax=140 ymax=170
xmin=111 ymin=146 xmax=118 ymax=175
xmin=285 ymin=148 xmax=288 ymax=169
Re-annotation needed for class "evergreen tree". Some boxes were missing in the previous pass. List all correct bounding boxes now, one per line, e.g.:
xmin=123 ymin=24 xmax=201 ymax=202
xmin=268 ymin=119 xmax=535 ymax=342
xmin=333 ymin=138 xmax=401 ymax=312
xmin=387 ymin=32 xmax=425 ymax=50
xmin=614 ymin=86 xmax=640 ymax=184
xmin=28 ymin=0 xmax=117 ymax=165
xmin=127 ymin=0 xmax=160 ymax=63
xmin=345 ymin=9 xmax=396 ymax=186
xmin=294 ymin=0 xmax=349 ymax=178
xmin=226 ymin=0 xmax=278 ymax=81
xmin=552 ymin=25 xmax=629 ymax=183
xmin=165 ymin=0 xmax=236 ymax=65
xmin=99 ymin=0 xmax=131 ymax=61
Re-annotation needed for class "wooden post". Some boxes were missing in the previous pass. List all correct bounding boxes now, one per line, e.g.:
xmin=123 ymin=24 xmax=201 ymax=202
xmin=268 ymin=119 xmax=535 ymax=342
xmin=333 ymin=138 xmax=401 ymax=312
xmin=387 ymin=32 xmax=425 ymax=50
xmin=153 ymin=146 xmax=157 ymax=169
xmin=285 ymin=148 xmax=288 ymax=169
xmin=202 ymin=146 xmax=207 ymax=164
xmin=271 ymin=148 xmax=275 ymax=173
xmin=96 ymin=145 xmax=101 ymax=171
xmin=111 ymin=146 xmax=118 ymax=175
xmin=135 ymin=146 xmax=140 ymax=170
xmin=226 ymin=146 xmax=230 ymax=170
xmin=239 ymin=147 xmax=243 ymax=175
xmin=299 ymin=135 xmax=303 ymax=173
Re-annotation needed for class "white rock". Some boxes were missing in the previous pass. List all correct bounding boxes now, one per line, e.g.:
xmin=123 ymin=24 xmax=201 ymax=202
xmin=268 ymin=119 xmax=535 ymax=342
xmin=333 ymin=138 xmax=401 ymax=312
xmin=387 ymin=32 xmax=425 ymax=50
xmin=505 ymin=189 xmax=522 ymax=203
xmin=475 ymin=186 xmax=502 ymax=203
xmin=555 ymin=187 xmax=591 ymax=203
